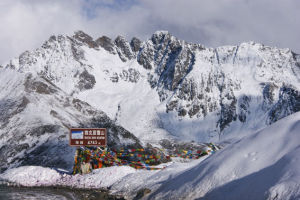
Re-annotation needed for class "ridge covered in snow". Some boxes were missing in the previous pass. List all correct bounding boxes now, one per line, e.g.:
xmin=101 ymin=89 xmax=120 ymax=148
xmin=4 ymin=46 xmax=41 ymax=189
xmin=3 ymin=30 xmax=300 ymax=144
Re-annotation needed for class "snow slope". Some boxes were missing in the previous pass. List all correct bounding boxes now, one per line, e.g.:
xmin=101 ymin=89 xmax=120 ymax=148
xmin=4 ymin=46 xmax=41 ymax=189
xmin=148 ymin=111 xmax=300 ymax=200
xmin=1 ymin=112 xmax=299 ymax=199
xmin=75 ymin=46 xmax=172 ymax=144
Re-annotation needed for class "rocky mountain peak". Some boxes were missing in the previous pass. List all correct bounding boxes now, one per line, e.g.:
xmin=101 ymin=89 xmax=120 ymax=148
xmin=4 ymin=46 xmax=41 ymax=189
xmin=114 ymin=35 xmax=134 ymax=61
xmin=74 ymin=30 xmax=93 ymax=41
xmin=151 ymin=30 xmax=172 ymax=44
xmin=95 ymin=35 xmax=116 ymax=54
xmin=130 ymin=37 xmax=142 ymax=52
xmin=73 ymin=30 xmax=97 ymax=48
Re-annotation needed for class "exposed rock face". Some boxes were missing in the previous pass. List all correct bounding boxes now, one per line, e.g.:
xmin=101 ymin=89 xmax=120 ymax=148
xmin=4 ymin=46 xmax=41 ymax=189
xmin=130 ymin=37 xmax=142 ymax=52
xmin=218 ymin=97 xmax=237 ymax=132
xmin=238 ymin=95 xmax=250 ymax=123
xmin=262 ymin=83 xmax=278 ymax=108
xmin=138 ymin=31 xmax=197 ymax=102
xmin=96 ymin=36 xmax=117 ymax=54
xmin=77 ymin=69 xmax=96 ymax=90
xmin=268 ymin=86 xmax=300 ymax=124
xmin=24 ymin=74 xmax=58 ymax=94
xmin=0 ymin=96 xmax=29 ymax=129
xmin=110 ymin=68 xmax=140 ymax=83
xmin=73 ymin=31 xmax=98 ymax=48
xmin=88 ymin=115 xmax=141 ymax=148
xmin=115 ymin=36 xmax=134 ymax=62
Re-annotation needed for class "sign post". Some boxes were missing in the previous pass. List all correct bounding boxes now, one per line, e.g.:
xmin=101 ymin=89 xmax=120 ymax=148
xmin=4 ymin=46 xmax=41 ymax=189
xmin=69 ymin=128 xmax=107 ymax=147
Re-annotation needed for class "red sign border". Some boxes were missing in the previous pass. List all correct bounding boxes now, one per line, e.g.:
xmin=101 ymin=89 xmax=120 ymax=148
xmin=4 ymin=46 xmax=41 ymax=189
xmin=69 ymin=128 xmax=107 ymax=147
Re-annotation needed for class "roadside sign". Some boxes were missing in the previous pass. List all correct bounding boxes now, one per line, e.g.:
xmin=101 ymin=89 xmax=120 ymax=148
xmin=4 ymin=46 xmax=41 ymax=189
xmin=69 ymin=128 xmax=107 ymax=146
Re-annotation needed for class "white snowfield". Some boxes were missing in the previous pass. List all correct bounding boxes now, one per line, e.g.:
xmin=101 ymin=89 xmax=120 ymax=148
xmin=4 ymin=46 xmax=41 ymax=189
xmin=1 ymin=112 xmax=299 ymax=200
xmin=148 ymin=111 xmax=300 ymax=200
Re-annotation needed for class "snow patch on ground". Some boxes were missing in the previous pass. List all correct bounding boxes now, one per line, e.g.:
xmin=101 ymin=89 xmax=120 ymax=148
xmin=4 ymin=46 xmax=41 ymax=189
xmin=0 ymin=157 xmax=208 ymax=199
xmin=1 ymin=166 xmax=61 ymax=187
xmin=0 ymin=166 xmax=136 ymax=189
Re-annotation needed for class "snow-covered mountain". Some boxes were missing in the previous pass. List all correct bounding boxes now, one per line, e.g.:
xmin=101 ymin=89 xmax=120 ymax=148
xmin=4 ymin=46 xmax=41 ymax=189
xmin=0 ymin=68 xmax=141 ymax=172
xmin=3 ymin=30 xmax=300 ymax=144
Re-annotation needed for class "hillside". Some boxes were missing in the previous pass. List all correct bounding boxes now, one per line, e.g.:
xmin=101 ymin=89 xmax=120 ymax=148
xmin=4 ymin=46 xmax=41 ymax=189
xmin=148 ymin=111 xmax=300 ymax=200
xmin=0 ymin=68 xmax=141 ymax=172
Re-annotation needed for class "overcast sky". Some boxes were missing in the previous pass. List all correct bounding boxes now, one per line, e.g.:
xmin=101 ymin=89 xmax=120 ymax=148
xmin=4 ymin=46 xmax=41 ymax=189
xmin=0 ymin=0 xmax=299 ymax=63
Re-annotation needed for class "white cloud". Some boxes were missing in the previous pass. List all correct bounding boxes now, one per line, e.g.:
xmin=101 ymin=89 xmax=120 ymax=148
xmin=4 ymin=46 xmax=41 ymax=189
xmin=0 ymin=0 xmax=299 ymax=63
xmin=0 ymin=0 xmax=86 ymax=63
